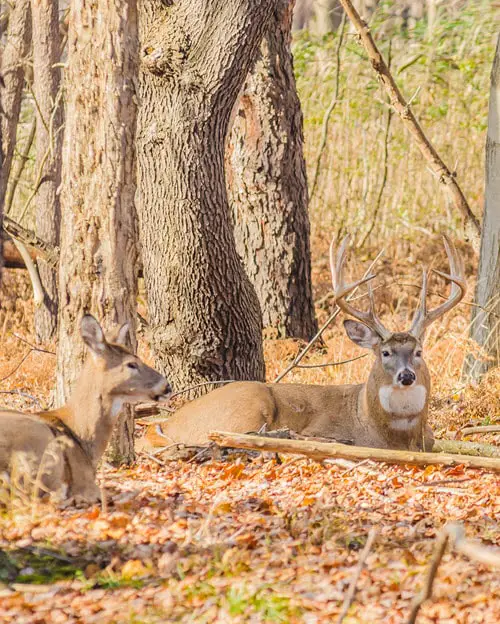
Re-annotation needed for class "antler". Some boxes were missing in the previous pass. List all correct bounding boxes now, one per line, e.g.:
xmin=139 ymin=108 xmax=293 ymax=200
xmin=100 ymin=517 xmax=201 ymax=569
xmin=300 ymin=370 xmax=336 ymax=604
xmin=410 ymin=235 xmax=466 ymax=338
xmin=330 ymin=235 xmax=391 ymax=341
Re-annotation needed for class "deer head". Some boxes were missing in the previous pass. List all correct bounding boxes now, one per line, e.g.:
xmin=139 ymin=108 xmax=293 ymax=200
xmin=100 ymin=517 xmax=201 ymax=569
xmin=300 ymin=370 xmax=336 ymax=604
xmin=330 ymin=235 xmax=466 ymax=390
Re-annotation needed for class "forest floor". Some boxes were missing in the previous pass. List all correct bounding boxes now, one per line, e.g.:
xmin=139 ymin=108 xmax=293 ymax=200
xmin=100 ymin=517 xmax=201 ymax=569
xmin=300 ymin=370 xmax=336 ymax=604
xmin=0 ymin=235 xmax=499 ymax=623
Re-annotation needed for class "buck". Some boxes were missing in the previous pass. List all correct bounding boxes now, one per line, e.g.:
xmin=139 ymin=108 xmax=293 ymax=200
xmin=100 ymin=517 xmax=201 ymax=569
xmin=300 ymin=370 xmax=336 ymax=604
xmin=140 ymin=236 xmax=465 ymax=452
xmin=0 ymin=315 xmax=171 ymax=502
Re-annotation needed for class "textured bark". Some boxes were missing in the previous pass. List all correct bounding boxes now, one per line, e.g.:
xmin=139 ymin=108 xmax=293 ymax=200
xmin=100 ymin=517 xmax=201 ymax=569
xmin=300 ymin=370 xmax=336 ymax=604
xmin=56 ymin=0 xmax=139 ymax=464
xmin=227 ymin=0 xmax=317 ymax=340
xmin=464 ymin=36 xmax=500 ymax=381
xmin=136 ymin=0 xmax=272 ymax=390
xmin=31 ymin=0 xmax=62 ymax=343
xmin=0 ymin=0 xmax=31 ymax=279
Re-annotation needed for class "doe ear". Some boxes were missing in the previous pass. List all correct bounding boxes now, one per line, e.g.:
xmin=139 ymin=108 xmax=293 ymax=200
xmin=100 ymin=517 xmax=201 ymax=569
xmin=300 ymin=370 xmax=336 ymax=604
xmin=113 ymin=322 xmax=130 ymax=347
xmin=80 ymin=314 xmax=107 ymax=355
xmin=343 ymin=319 xmax=381 ymax=350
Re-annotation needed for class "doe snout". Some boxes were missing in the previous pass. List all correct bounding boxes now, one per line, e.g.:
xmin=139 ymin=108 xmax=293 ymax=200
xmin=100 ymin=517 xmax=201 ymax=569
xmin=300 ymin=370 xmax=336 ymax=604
xmin=397 ymin=369 xmax=416 ymax=386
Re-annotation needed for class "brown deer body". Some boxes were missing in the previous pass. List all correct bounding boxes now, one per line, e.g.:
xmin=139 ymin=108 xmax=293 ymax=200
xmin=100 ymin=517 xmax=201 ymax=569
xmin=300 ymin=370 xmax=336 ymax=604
xmin=0 ymin=315 xmax=171 ymax=502
xmin=141 ymin=236 xmax=465 ymax=452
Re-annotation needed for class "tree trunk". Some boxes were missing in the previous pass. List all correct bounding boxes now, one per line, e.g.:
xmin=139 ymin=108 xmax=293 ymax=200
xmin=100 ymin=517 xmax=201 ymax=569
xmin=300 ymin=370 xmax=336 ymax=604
xmin=136 ymin=0 xmax=272 ymax=390
xmin=0 ymin=0 xmax=31 ymax=280
xmin=56 ymin=0 xmax=139 ymax=464
xmin=31 ymin=0 xmax=62 ymax=343
xmin=227 ymin=0 xmax=317 ymax=341
xmin=464 ymin=36 xmax=500 ymax=381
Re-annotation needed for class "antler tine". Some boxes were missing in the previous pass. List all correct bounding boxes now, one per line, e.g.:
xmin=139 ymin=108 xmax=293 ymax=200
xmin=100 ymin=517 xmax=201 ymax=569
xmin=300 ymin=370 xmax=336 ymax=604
xmin=410 ymin=235 xmax=466 ymax=338
xmin=329 ymin=236 xmax=390 ymax=340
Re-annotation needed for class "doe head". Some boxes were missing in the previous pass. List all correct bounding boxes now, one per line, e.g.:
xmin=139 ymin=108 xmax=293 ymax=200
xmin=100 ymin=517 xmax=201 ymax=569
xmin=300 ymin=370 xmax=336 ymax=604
xmin=80 ymin=314 xmax=172 ymax=403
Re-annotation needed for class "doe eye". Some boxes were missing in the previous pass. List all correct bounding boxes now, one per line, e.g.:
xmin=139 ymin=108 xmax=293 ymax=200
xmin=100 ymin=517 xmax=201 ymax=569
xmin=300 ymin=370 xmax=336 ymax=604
xmin=415 ymin=350 xmax=422 ymax=358
xmin=382 ymin=351 xmax=390 ymax=357
xmin=126 ymin=361 xmax=139 ymax=370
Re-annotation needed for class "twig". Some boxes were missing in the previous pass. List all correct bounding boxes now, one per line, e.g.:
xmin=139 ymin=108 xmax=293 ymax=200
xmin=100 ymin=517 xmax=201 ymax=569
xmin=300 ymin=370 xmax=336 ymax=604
xmin=0 ymin=350 xmax=33 ymax=383
xmin=4 ymin=116 xmax=36 ymax=214
xmin=407 ymin=523 xmax=500 ymax=624
xmin=337 ymin=527 xmax=378 ymax=624
xmin=0 ymin=390 xmax=43 ymax=409
xmin=12 ymin=333 xmax=55 ymax=354
xmin=209 ymin=431 xmax=500 ymax=472
xmin=337 ymin=0 xmax=480 ymax=235
xmin=310 ymin=13 xmax=347 ymax=200
xmin=12 ymin=239 xmax=44 ymax=305
xmin=407 ymin=530 xmax=449 ymax=624
xmin=296 ymin=353 xmax=367 ymax=369
xmin=274 ymin=249 xmax=384 ymax=383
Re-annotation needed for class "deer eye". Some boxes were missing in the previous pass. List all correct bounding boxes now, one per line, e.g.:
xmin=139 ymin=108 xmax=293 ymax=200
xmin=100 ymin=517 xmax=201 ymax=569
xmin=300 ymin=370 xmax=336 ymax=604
xmin=382 ymin=351 xmax=390 ymax=357
xmin=415 ymin=350 xmax=422 ymax=358
xmin=126 ymin=361 xmax=139 ymax=370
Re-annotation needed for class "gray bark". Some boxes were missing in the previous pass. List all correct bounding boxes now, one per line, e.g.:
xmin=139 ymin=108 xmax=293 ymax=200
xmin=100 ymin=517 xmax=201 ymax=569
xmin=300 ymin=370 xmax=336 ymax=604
xmin=464 ymin=36 xmax=500 ymax=381
xmin=136 ymin=0 xmax=272 ymax=390
xmin=56 ymin=0 xmax=139 ymax=464
xmin=227 ymin=0 xmax=317 ymax=340
xmin=31 ymin=0 xmax=62 ymax=343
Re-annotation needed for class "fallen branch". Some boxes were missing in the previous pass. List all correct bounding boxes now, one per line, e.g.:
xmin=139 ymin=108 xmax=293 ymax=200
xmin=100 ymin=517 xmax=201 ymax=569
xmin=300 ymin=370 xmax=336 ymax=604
xmin=432 ymin=439 xmax=500 ymax=458
xmin=3 ymin=215 xmax=59 ymax=267
xmin=208 ymin=432 xmax=500 ymax=472
xmin=460 ymin=425 xmax=500 ymax=436
xmin=407 ymin=523 xmax=500 ymax=624
xmin=337 ymin=527 xmax=377 ymax=624
xmin=337 ymin=0 xmax=480 ymax=236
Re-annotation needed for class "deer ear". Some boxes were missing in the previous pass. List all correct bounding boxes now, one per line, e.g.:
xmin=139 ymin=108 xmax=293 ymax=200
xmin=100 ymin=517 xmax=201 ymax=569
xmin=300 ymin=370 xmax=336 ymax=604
xmin=114 ymin=323 xmax=130 ymax=347
xmin=344 ymin=319 xmax=380 ymax=350
xmin=80 ymin=315 xmax=107 ymax=355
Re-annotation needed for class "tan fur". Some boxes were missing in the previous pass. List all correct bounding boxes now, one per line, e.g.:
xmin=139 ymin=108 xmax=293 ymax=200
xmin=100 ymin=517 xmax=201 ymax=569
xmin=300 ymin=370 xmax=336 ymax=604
xmin=0 ymin=316 xmax=170 ymax=503
xmin=140 ymin=338 xmax=433 ymax=452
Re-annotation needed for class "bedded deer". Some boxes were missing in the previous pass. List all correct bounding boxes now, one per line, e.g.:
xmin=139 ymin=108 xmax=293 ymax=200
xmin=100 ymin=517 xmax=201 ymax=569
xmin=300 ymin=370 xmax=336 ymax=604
xmin=140 ymin=236 xmax=465 ymax=452
xmin=0 ymin=315 xmax=171 ymax=502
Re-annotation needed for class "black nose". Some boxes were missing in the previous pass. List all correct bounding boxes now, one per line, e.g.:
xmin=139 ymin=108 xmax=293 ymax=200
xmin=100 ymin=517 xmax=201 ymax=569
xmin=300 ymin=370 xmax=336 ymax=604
xmin=398 ymin=370 xmax=416 ymax=386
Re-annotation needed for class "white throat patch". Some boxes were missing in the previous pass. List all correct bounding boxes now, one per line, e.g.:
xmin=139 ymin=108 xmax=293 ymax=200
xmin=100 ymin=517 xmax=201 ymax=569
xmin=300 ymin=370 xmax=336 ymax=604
xmin=378 ymin=385 xmax=427 ymax=423
xmin=110 ymin=398 xmax=127 ymax=420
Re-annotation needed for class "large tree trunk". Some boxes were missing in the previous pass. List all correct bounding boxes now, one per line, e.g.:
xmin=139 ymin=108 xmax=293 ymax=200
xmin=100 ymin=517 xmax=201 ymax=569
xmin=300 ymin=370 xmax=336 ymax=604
xmin=0 ymin=0 xmax=31 ymax=280
xmin=227 ymin=0 xmax=317 ymax=341
xmin=136 ymin=0 xmax=272 ymax=390
xmin=464 ymin=36 xmax=500 ymax=381
xmin=56 ymin=0 xmax=139 ymax=464
xmin=31 ymin=0 xmax=62 ymax=343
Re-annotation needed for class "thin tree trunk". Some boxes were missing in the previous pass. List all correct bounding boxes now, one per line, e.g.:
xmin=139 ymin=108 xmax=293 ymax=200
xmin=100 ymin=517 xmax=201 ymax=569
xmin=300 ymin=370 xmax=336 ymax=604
xmin=464 ymin=36 xmax=500 ymax=381
xmin=0 ymin=0 xmax=31 ymax=280
xmin=227 ymin=0 xmax=318 ymax=341
xmin=31 ymin=0 xmax=62 ymax=343
xmin=56 ymin=0 xmax=139 ymax=464
xmin=136 ymin=0 xmax=273 ymax=390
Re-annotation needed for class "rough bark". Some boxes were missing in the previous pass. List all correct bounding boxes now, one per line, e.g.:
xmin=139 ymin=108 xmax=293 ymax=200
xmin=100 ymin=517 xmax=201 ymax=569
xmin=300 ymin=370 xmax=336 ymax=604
xmin=136 ymin=0 xmax=272 ymax=390
xmin=31 ymin=0 xmax=63 ymax=343
xmin=227 ymin=0 xmax=318 ymax=341
xmin=464 ymin=36 xmax=500 ymax=381
xmin=56 ymin=0 xmax=139 ymax=464
xmin=0 ymin=0 xmax=31 ymax=279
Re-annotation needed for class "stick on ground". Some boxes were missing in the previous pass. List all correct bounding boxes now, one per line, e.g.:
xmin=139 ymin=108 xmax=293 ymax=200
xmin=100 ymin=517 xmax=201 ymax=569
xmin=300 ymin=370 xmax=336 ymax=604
xmin=208 ymin=432 xmax=500 ymax=472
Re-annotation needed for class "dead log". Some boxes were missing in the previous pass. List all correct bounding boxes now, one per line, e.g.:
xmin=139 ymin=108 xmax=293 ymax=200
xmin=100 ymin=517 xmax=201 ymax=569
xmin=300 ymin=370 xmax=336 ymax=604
xmin=209 ymin=431 xmax=500 ymax=472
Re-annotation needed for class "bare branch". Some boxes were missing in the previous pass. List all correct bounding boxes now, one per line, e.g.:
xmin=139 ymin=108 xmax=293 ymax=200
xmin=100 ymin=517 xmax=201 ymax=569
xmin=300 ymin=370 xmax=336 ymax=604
xmin=337 ymin=527 xmax=377 ymax=624
xmin=337 ymin=0 xmax=480 ymax=236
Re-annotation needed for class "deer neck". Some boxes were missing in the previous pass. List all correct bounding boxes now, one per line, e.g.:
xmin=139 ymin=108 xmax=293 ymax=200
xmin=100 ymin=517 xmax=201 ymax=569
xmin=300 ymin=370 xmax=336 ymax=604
xmin=362 ymin=367 xmax=430 ymax=444
xmin=49 ymin=359 xmax=120 ymax=467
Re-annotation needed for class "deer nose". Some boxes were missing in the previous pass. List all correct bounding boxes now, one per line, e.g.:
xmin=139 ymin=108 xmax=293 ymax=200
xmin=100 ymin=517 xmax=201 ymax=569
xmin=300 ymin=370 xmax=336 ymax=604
xmin=153 ymin=380 xmax=172 ymax=401
xmin=398 ymin=369 xmax=416 ymax=386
